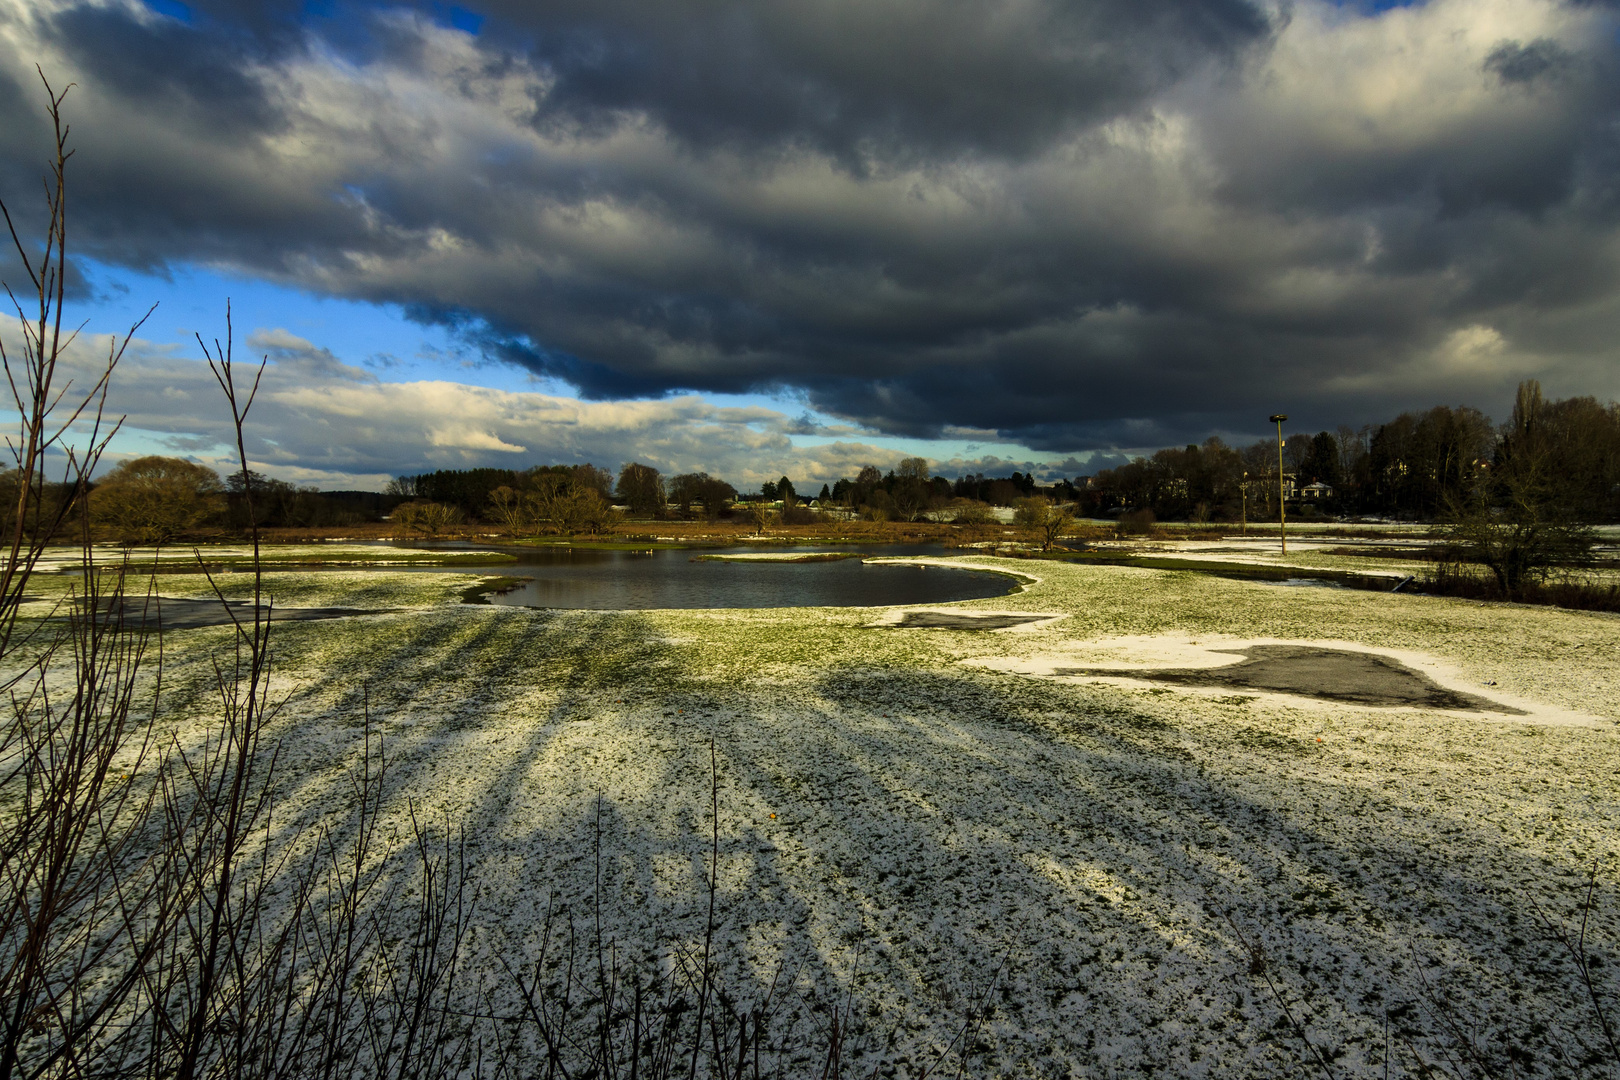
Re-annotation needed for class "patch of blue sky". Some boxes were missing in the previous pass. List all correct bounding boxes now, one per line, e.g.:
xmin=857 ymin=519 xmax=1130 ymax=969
xmin=434 ymin=3 xmax=484 ymax=35
xmin=140 ymin=0 xmax=192 ymax=22
xmin=75 ymin=258 xmax=534 ymax=388
xmin=1331 ymin=0 xmax=1421 ymax=10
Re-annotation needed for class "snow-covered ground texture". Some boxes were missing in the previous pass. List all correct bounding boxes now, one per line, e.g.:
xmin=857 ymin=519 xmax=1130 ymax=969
xmin=1081 ymin=533 xmax=1620 ymax=587
xmin=20 ymin=542 xmax=509 ymax=573
xmin=136 ymin=556 xmax=1618 ymax=1078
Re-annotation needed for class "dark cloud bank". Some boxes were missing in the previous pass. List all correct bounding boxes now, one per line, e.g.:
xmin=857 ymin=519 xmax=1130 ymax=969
xmin=2 ymin=0 xmax=1618 ymax=456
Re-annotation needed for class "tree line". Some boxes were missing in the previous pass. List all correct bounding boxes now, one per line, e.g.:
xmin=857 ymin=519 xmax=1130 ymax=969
xmin=1080 ymin=384 xmax=1620 ymax=525
xmin=1 ymin=461 xmax=393 ymax=544
xmin=817 ymin=461 xmax=1078 ymax=523
xmin=32 ymin=384 xmax=1612 ymax=545
xmin=20 ymin=454 xmax=1070 ymax=544
xmin=382 ymin=457 xmax=1081 ymax=532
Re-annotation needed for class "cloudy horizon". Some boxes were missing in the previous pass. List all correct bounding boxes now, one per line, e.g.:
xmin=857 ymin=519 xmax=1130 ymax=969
xmin=2 ymin=0 xmax=1617 ymax=489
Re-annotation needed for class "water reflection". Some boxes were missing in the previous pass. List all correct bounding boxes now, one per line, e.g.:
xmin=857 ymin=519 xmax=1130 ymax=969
xmin=402 ymin=544 xmax=1018 ymax=610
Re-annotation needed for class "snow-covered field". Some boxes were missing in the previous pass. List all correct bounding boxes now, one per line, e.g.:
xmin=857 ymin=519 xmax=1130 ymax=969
xmin=76 ymin=555 xmax=1620 ymax=1077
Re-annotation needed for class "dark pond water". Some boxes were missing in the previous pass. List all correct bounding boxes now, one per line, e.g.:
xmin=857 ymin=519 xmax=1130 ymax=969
xmin=390 ymin=544 xmax=1020 ymax=610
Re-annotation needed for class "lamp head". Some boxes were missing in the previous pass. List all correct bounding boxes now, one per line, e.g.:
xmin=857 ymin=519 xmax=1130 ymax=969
xmin=1269 ymin=414 xmax=1288 ymax=423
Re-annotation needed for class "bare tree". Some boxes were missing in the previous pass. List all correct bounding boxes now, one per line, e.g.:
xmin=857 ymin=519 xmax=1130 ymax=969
xmin=1440 ymin=380 xmax=1597 ymax=597
xmin=1013 ymin=496 xmax=1075 ymax=551
xmin=485 ymin=484 xmax=528 ymax=532
xmin=668 ymin=472 xmax=736 ymax=520
xmin=745 ymin=501 xmax=775 ymax=534
xmin=391 ymin=500 xmax=464 ymax=538
xmin=615 ymin=462 xmax=664 ymax=517
xmin=0 ymin=85 xmax=485 ymax=1080
xmin=0 ymin=70 xmax=171 ymax=1080
xmin=89 ymin=455 xmax=226 ymax=543
xmin=890 ymin=457 xmax=934 ymax=522
xmin=531 ymin=472 xmax=615 ymax=535
xmin=383 ymin=475 xmax=417 ymax=498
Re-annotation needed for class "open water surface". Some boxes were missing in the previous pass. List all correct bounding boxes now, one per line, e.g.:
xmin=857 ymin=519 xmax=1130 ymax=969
xmin=391 ymin=543 xmax=1020 ymax=610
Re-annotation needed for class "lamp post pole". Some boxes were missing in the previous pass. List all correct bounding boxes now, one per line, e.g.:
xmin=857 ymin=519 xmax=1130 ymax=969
xmin=1240 ymin=471 xmax=1247 ymax=536
xmin=1269 ymin=414 xmax=1288 ymax=554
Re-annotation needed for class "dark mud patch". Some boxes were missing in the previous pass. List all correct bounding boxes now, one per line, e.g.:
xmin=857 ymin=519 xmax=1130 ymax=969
xmin=892 ymin=612 xmax=1058 ymax=630
xmin=1057 ymin=644 xmax=1523 ymax=713
xmin=87 ymin=597 xmax=399 ymax=631
xmin=461 ymin=576 xmax=531 ymax=604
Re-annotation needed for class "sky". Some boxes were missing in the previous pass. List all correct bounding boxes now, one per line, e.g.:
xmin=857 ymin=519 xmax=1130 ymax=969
xmin=0 ymin=0 xmax=1617 ymax=490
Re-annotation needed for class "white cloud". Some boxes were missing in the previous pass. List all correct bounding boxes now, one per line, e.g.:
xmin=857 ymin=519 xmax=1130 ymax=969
xmin=1438 ymin=324 xmax=1510 ymax=375
xmin=10 ymin=315 xmax=942 ymax=488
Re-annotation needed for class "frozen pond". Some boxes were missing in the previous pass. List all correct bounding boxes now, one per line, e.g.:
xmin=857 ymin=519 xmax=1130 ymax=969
xmin=397 ymin=543 xmax=1019 ymax=609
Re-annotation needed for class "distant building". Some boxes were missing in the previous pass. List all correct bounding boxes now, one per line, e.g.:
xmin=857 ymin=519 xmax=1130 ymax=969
xmin=1301 ymin=481 xmax=1333 ymax=501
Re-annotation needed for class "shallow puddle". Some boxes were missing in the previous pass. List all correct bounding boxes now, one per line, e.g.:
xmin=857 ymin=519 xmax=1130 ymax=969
xmin=1057 ymin=644 xmax=1524 ymax=713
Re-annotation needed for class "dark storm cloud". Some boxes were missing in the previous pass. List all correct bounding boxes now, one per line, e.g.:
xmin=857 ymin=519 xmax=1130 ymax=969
xmin=3 ymin=0 xmax=1619 ymax=461
xmin=43 ymin=4 xmax=277 ymax=136
xmin=1484 ymin=38 xmax=1574 ymax=85
xmin=485 ymin=0 xmax=1272 ymax=159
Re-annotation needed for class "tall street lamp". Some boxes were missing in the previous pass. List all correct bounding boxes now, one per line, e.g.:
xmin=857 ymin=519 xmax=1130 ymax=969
xmin=1240 ymin=471 xmax=1247 ymax=536
xmin=1269 ymin=414 xmax=1288 ymax=554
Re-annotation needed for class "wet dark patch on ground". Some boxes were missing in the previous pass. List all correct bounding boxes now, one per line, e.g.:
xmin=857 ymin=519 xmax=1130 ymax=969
xmin=894 ymin=612 xmax=1055 ymax=630
xmin=461 ymin=576 xmax=532 ymax=604
xmin=88 ymin=597 xmax=399 ymax=631
xmin=1055 ymin=645 xmax=1523 ymax=713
